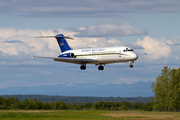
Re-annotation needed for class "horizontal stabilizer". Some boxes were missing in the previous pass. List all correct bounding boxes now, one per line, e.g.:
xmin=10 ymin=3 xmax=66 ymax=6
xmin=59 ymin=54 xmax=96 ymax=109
xmin=32 ymin=56 xmax=55 ymax=59
xmin=35 ymin=36 xmax=74 ymax=40
xmin=35 ymin=34 xmax=73 ymax=52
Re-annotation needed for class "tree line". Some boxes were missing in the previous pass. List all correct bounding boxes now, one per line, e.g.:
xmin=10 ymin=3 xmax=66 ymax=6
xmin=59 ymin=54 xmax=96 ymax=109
xmin=1 ymin=95 xmax=152 ymax=103
xmin=0 ymin=96 xmax=153 ymax=110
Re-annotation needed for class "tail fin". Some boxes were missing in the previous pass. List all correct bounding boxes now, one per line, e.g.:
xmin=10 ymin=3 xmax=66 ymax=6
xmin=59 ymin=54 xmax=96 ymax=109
xmin=35 ymin=34 xmax=73 ymax=53
xmin=55 ymin=34 xmax=72 ymax=52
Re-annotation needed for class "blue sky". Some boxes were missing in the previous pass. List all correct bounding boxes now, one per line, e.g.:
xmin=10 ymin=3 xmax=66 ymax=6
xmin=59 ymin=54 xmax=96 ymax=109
xmin=0 ymin=0 xmax=180 ymax=96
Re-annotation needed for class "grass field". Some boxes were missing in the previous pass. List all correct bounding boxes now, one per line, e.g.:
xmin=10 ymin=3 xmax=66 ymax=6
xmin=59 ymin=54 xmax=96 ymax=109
xmin=0 ymin=110 xmax=180 ymax=120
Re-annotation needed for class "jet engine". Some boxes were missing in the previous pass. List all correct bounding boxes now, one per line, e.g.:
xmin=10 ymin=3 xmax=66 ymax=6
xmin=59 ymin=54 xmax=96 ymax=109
xmin=59 ymin=53 xmax=76 ymax=58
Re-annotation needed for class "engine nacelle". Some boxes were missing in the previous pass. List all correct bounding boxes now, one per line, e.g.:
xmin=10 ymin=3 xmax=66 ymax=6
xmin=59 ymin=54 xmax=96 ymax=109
xmin=70 ymin=53 xmax=76 ymax=58
xmin=59 ymin=53 xmax=76 ymax=58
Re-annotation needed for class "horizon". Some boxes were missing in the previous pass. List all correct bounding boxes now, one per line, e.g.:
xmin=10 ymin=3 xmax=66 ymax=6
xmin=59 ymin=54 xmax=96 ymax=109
xmin=0 ymin=81 xmax=154 ymax=97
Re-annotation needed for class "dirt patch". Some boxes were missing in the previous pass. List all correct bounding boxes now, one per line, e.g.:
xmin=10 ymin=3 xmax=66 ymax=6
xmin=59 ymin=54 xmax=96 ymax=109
xmin=103 ymin=111 xmax=180 ymax=120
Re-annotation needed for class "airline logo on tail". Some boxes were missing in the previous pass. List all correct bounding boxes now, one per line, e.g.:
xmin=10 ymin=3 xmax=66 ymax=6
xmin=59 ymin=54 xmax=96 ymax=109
xmin=55 ymin=34 xmax=72 ymax=52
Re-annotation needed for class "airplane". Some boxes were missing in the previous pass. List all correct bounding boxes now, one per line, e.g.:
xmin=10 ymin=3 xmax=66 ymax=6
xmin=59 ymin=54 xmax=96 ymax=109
xmin=33 ymin=34 xmax=138 ymax=70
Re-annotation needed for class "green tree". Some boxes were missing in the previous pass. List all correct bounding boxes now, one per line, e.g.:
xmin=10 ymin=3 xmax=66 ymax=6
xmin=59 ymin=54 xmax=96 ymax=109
xmin=43 ymin=102 xmax=51 ymax=110
xmin=69 ymin=104 xmax=77 ymax=110
xmin=142 ymin=102 xmax=153 ymax=111
xmin=0 ymin=97 xmax=4 ymax=109
xmin=133 ymin=101 xmax=144 ymax=110
xmin=152 ymin=66 xmax=180 ymax=111
xmin=151 ymin=66 xmax=171 ymax=111
xmin=3 ymin=97 xmax=20 ymax=109
xmin=51 ymin=101 xmax=67 ymax=110
xmin=20 ymin=99 xmax=33 ymax=109
xmin=93 ymin=101 xmax=109 ymax=110
xmin=32 ymin=99 xmax=44 ymax=109
xmin=121 ymin=105 xmax=128 ymax=110
xmin=168 ymin=68 xmax=180 ymax=111
xmin=121 ymin=101 xmax=132 ymax=109
xmin=83 ymin=103 xmax=92 ymax=109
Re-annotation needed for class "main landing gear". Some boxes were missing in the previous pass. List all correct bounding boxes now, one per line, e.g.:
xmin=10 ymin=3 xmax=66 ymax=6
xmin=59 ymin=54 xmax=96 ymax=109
xmin=80 ymin=65 xmax=86 ymax=70
xmin=98 ymin=65 xmax=104 ymax=71
xmin=80 ymin=64 xmax=105 ymax=70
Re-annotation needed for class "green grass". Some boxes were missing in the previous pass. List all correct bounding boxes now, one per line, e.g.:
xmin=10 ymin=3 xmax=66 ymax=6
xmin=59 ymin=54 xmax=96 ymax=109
xmin=0 ymin=110 xmax=116 ymax=120
xmin=0 ymin=110 xmax=180 ymax=120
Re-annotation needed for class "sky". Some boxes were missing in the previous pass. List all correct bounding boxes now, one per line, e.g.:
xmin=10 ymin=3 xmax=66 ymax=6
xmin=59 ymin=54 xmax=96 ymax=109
xmin=0 ymin=0 xmax=180 ymax=96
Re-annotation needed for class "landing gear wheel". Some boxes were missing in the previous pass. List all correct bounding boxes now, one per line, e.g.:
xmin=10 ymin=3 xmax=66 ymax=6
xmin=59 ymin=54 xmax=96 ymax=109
xmin=129 ymin=65 xmax=133 ymax=68
xmin=80 ymin=65 xmax=86 ymax=70
xmin=98 ymin=66 xmax=104 ymax=70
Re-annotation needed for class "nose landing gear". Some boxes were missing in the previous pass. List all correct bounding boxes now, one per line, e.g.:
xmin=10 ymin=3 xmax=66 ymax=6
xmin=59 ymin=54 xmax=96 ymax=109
xmin=129 ymin=61 xmax=134 ymax=68
xmin=129 ymin=64 xmax=133 ymax=68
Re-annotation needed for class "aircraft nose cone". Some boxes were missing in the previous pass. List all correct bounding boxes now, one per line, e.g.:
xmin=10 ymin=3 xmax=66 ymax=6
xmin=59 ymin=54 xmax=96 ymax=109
xmin=135 ymin=54 xmax=138 ymax=60
xmin=132 ymin=53 xmax=138 ymax=61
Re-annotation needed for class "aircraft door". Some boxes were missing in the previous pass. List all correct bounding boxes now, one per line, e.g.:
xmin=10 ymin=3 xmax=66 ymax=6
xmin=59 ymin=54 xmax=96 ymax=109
xmin=118 ymin=50 xmax=121 ymax=57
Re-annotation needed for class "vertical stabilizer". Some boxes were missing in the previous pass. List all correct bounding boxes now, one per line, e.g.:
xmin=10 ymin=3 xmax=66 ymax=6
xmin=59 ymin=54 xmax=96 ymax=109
xmin=55 ymin=34 xmax=72 ymax=52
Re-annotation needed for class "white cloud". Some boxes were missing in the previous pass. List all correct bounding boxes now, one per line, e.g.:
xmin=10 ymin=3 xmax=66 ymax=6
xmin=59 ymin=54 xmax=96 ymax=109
xmin=1 ymin=28 xmax=180 ymax=67
xmin=165 ymin=40 xmax=173 ymax=45
xmin=0 ymin=28 xmax=76 ymax=56
xmin=107 ymin=39 xmax=121 ymax=44
xmin=64 ymin=82 xmax=74 ymax=87
xmin=164 ymin=36 xmax=180 ymax=61
xmin=118 ymin=77 xmax=140 ymax=84
xmin=0 ymin=27 xmax=123 ymax=60
xmin=68 ymin=37 xmax=122 ymax=49
xmin=79 ymin=27 xmax=86 ymax=30
xmin=74 ymin=23 xmax=148 ymax=37
xmin=136 ymin=36 xmax=172 ymax=60
xmin=1 ymin=29 xmax=180 ymax=89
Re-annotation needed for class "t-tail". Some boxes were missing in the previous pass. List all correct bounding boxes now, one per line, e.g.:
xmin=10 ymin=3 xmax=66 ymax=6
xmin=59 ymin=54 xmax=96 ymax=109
xmin=55 ymin=34 xmax=73 ymax=52
xmin=35 ymin=34 xmax=74 ymax=53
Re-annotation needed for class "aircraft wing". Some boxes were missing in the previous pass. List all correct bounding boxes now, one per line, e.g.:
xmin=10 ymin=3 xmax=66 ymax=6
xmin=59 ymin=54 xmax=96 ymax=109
xmin=33 ymin=56 xmax=98 ymax=64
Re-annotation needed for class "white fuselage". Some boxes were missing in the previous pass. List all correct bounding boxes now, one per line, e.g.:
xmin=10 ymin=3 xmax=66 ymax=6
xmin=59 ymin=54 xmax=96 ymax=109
xmin=60 ymin=46 xmax=138 ymax=65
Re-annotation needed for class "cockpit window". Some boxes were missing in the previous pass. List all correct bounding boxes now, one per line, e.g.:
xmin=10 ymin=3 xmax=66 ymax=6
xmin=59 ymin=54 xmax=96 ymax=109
xmin=123 ymin=49 xmax=133 ymax=52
